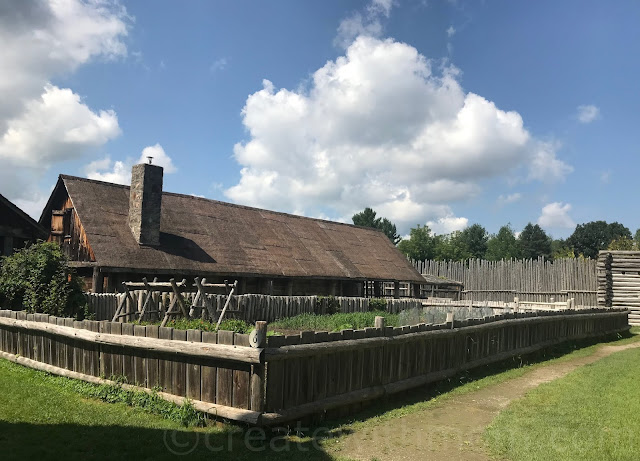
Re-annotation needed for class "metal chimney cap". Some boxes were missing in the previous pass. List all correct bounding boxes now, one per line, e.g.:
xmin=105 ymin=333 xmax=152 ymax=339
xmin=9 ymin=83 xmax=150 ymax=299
xmin=146 ymin=156 xmax=153 ymax=164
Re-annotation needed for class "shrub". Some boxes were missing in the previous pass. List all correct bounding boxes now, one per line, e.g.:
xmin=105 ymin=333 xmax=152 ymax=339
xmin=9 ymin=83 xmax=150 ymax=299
xmin=0 ymin=241 xmax=87 ymax=318
xmin=368 ymin=297 xmax=387 ymax=311
xmin=317 ymin=295 xmax=341 ymax=314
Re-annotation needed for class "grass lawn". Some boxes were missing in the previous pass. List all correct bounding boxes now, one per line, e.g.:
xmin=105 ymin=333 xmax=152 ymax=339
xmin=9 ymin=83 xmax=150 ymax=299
xmin=1 ymin=329 xmax=636 ymax=460
xmin=485 ymin=344 xmax=640 ymax=461
xmin=0 ymin=359 xmax=335 ymax=460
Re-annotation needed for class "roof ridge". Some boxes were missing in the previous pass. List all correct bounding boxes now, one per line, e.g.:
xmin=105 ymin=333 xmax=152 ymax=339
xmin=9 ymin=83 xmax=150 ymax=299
xmin=60 ymin=174 xmax=386 ymax=233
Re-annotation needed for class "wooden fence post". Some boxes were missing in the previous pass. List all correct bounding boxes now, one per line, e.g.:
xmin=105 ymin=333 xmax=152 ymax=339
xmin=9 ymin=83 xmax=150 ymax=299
xmin=375 ymin=316 xmax=385 ymax=329
xmin=250 ymin=321 xmax=267 ymax=413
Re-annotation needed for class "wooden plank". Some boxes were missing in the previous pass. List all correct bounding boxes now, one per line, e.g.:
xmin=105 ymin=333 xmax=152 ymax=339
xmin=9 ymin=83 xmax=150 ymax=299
xmin=265 ymin=335 xmax=285 ymax=412
xmin=110 ymin=322 xmax=123 ymax=379
xmin=158 ymin=327 xmax=173 ymax=393
xmin=216 ymin=330 xmax=234 ymax=407
xmin=200 ymin=331 xmax=217 ymax=403
xmin=172 ymin=329 xmax=187 ymax=397
xmin=232 ymin=333 xmax=250 ymax=409
xmin=121 ymin=323 xmax=135 ymax=383
xmin=145 ymin=325 xmax=160 ymax=388
xmin=186 ymin=329 xmax=202 ymax=401
xmin=134 ymin=325 xmax=147 ymax=387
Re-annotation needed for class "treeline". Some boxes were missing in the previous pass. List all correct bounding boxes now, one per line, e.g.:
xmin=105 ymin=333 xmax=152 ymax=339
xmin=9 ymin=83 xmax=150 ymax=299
xmin=352 ymin=208 xmax=639 ymax=262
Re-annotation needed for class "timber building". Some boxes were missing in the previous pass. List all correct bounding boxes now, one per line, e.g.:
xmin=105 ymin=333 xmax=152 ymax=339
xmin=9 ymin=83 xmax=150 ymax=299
xmin=39 ymin=163 xmax=425 ymax=295
xmin=0 ymin=193 xmax=47 ymax=257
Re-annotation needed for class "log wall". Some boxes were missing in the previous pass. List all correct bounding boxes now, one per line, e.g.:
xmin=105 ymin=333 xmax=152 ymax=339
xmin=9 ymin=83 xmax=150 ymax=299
xmin=414 ymin=258 xmax=597 ymax=304
xmin=597 ymin=251 xmax=640 ymax=325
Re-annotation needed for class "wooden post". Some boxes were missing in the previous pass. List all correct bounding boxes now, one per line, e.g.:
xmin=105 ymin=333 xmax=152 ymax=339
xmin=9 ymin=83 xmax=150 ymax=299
xmin=91 ymin=267 xmax=104 ymax=293
xmin=250 ymin=321 xmax=267 ymax=412
xmin=514 ymin=296 xmax=520 ymax=312
xmin=393 ymin=281 xmax=400 ymax=299
xmin=446 ymin=312 xmax=454 ymax=329
xmin=374 ymin=281 xmax=382 ymax=298
xmin=374 ymin=316 xmax=385 ymax=329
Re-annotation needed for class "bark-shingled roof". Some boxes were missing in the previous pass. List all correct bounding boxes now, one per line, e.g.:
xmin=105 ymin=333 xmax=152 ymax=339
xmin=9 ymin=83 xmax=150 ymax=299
xmin=58 ymin=175 xmax=424 ymax=282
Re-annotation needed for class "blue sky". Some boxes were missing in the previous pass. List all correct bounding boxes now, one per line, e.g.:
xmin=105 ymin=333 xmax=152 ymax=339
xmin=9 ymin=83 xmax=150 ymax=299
xmin=1 ymin=0 xmax=639 ymax=239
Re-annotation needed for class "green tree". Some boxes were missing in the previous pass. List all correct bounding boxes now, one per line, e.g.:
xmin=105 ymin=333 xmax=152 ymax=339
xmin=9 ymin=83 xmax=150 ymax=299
xmin=608 ymin=236 xmax=637 ymax=251
xmin=551 ymin=239 xmax=576 ymax=259
xmin=0 ymin=241 xmax=86 ymax=317
xmin=459 ymin=224 xmax=488 ymax=259
xmin=566 ymin=221 xmax=632 ymax=259
xmin=434 ymin=231 xmax=473 ymax=261
xmin=397 ymin=224 xmax=437 ymax=261
xmin=634 ymin=229 xmax=640 ymax=247
xmin=352 ymin=207 xmax=401 ymax=244
xmin=518 ymin=223 xmax=552 ymax=259
xmin=485 ymin=225 xmax=521 ymax=260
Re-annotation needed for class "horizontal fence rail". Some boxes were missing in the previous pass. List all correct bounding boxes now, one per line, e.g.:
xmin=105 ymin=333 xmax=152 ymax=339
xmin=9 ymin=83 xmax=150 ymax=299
xmin=414 ymin=258 xmax=598 ymax=305
xmin=0 ymin=307 xmax=629 ymax=425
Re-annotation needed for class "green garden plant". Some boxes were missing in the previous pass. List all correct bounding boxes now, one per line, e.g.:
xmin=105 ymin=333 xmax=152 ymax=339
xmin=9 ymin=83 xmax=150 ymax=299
xmin=0 ymin=241 xmax=87 ymax=318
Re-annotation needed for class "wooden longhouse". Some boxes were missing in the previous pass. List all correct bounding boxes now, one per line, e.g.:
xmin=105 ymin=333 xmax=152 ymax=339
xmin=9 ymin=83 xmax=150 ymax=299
xmin=39 ymin=163 xmax=425 ymax=295
xmin=0 ymin=193 xmax=47 ymax=257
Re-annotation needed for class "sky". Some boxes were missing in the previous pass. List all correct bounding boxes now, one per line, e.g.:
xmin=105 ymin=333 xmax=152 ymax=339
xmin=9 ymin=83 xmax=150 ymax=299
xmin=1 ymin=0 xmax=639 ymax=239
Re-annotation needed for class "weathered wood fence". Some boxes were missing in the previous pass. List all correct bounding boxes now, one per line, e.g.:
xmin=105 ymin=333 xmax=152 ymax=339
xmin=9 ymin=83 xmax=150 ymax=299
xmin=415 ymin=258 xmax=597 ymax=304
xmin=85 ymin=293 xmax=428 ymax=323
xmin=0 ymin=308 xmax=628 ymax=425
xmin=597 ymin=251 xmax=640 ymax=325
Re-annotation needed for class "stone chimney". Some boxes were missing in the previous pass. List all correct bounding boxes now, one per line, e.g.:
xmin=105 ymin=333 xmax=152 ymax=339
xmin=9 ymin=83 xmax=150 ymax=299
xmin=129 ymin=162 xmax=163 ymax=246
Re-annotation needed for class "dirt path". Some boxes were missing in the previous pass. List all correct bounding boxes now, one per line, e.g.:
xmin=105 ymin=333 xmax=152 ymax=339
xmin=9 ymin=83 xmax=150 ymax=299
xmin=332 ymin=342 xmax=640 ymax=461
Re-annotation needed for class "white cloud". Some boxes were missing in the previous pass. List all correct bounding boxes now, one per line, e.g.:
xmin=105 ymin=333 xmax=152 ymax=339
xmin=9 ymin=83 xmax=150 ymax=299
xmin=538 ymin=202 xmax=575 ymax=229
xmin=447 ymin=25 xmax=456 ymax=37
xmin=85 ymin=144 xmax=176 ymax=185
xmin=528 ymin=141 xmax=573 ymax=182
xmin=427 ymin=216 xmax=469 ymax=235
xmin=335 ymin=0 xmax=394 ymax=48
xmin=226 ymin=36 xmax=572 ymax=233
xmin=210 ymin=57 xmax=228 ymax=73
xmin=0 ymin=0 xmax=130 ymax=202
xmin=600 ymin=170 xmax=611 ymax=184
xmin=0 ymin=85 xmax=120 ymax=167
xmin=576 ymin=104 xmax=600 ymax=123
xmin=139 ymin=144 xmax=176 ymax=173
xmin=497 ymin=192 xmax=522 ymax=205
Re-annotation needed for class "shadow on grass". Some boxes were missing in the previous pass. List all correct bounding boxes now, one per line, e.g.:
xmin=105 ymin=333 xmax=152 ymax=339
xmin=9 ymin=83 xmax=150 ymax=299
xmin=313 ymin=329 xmax=638 ymax=431
xmin=0 ymin=421 xmax=337 ymax=461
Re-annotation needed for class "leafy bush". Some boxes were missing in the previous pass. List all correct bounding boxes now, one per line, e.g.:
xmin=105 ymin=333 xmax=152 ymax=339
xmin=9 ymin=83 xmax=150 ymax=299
xmin=0 ymin=242 xmax=87 ymax=318
xmin=317 ymin=295 xmax=341 ymax=314
xmin=368 ymin=297 xmax=387 ymax=311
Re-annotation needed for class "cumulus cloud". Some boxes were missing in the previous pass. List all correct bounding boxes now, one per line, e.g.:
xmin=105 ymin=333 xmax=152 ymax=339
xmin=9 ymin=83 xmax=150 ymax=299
xmin=226 ymin=36 xmax=572 ymax=233
xmin=538 ymin=202 xmax=575 ymax=229
xmin=528 ymin=141 xmax=573 ymax=182
xmin=335 ymin=0 xmax=394 ymax=48
xmin=427 ymin=216 xmax=468 ymax=235
xmin=576 ymin=104 xmax=600 ymax=123
xmin=447 ymin=25 xmax=456 ymax=37
xmin=0 ymin=0 xmax=129 ymax=205
xmin=497 ymin=192 xmax=522 ymax=205
xmin=85 ymin=144 xmax=176 ymax=184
